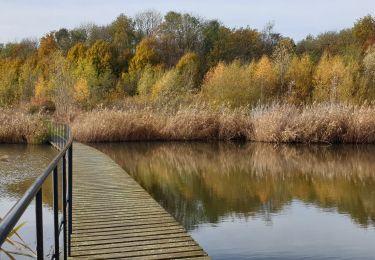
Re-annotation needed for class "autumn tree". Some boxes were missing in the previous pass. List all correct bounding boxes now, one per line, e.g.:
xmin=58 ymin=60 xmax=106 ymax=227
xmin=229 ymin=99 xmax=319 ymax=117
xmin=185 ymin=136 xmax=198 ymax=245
xmin=158 ymin=12 xmax=204 ymax=66
xmin=137 ymin=65 xmax=164 ymax=96
xmin=364 ymin=46 xmax=375 ymax=83
xmin=175 ymin=52 xmax=201 ymax=91
xmin=70 ymin=28 xmax=88 ymax=45
xmin=109 ymin=14 xmax=136 ymax=74
xmin=129 ymin=36 xmax=161 ymax=72
xmin=38 ymin=33 xmax=58 ymax=59
xmin=202 ymin=61 xmax=259 ymax=107
xmin=55 ymin=28 xmax=72 ymax=53
xmin=353 ymin=15 xmax=375 ymax=50
xmin=261 ymin=22 xmax=282 ymax=56
xmin=33 ymin=33 xmax=60 ymax=101
xmin=18 ymin=55 xmax=38 ymax=100
xmin=363 ymin=47 xmax=375 ymax=99
xmin=48 ymin=51 xmax=74 ymax=117
xmin=254 ymin=56 xmax=278 ymax=102
xmin=147 ymin=52 xmax=201 ymax=100
xmin=66 ymin=42 xmax=87 ymax=67
xmin=151 ymin=69 xmax=179 ymax=99
xmin=313 ymin=53 xmax=354 ymax=102
xmin=0 ymin=39 xmax=37 ymax=60
xmin=120 ymin=36 xmax=162 ymax=96
xmin=134 ymin=10 xmax=162 ymax=38
xmin=66 ymin=41 xmax=115 ymax=105
xmin=85 ymin=23 xmax=111 ymax=46
xmin=0 ymin=59 xmax=21 ymax=105
xmin=286 ymin=54 xmax=314 ymax=104
xmin=207 ymin=27 xmax=263 ymax=66
xmin=272 ymin=38 xmax=295 ymax=95
xmin=86 ymin=40 xmax=112 ymax=76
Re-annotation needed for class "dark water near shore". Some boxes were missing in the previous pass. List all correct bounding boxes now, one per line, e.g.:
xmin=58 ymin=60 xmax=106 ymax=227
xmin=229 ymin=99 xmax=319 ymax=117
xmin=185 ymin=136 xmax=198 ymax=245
xmin=0 ymin=144 xmax=57 ymax=259
xmin=93 ymin=142 xmax=375 ymax=260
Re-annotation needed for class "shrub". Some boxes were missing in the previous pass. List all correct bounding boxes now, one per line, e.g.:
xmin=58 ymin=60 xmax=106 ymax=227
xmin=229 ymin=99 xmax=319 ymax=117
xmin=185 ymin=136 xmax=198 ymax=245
xmin=286 ymin=54 xmax=314 ymax=104
xmin=254 ymin=56 xmax=278 ymax=102
xmin=175 ymin=52 xmax=201 ymax=91
xmin=201 ymin=61 xmax=259 ymax=107
xmin=137 ymin=65 xmax=164 ymax=96
xmin=151 ymin=69 xmax=180 ymax=99
xmin=0 ymin=59 xmax=22 ymax=106
xmin=313 ymin=53 xmax=354 ymax=102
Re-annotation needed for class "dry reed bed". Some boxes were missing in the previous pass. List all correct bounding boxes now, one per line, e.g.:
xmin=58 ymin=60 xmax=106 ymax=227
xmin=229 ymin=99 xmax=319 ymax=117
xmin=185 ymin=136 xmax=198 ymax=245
xmin=72 ymin=103 xmax=375 ymax=144
xmin=72 ymin=107 xmax=253 ymax=142
xmin=1 ymin=104 xmax=374 ymax=144
xmin=0 ymin=109 xmax=49 ymax=143
xmin=252 ymin=103 xmax=375 ymax=143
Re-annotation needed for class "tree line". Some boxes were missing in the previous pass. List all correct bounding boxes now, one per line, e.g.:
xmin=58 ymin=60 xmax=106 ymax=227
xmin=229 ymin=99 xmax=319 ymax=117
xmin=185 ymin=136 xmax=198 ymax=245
xmin=0 ymin=10 xmax=375 ymax=109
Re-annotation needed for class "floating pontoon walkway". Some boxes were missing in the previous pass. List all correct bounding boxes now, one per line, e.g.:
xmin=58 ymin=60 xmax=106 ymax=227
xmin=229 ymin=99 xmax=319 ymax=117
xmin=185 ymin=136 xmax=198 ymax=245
xmin=69 ymin=143 xmax=209 ymax=259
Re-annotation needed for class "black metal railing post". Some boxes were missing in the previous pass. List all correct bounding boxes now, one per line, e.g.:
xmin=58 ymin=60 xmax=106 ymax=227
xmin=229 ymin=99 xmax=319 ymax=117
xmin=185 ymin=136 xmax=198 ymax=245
xmin=53 ymin=166 xmax=60 ymax=260
xmin=35 ymin=189 xmax=44 ymax=260
xmin=68 ymin=144 xmax=73 ymax=256
xmin=62 ymin=155 xmax=67 ymax=260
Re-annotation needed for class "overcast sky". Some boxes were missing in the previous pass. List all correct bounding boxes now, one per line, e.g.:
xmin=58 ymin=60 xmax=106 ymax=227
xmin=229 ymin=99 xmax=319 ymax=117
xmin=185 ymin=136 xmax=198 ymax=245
xmin=0 ymin=0 xmax=374 ymax=43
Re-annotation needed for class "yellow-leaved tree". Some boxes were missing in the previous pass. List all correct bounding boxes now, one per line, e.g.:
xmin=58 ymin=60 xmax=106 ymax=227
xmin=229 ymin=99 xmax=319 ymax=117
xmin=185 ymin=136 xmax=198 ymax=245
xmin=286 ymin=54 xmax=314 ymax=104
xmin=73 ymin=78 xmax=90 ymax=103
xmin=254 ymin=56 xmax=278 ymax=103
xmin=0 ymin=59 xmax=22 ymax=106
xmin=129 ymin=36 xmax=161 ymax=72
xmin=122 ymin=36 xmax=162 ymax=96
xmin=313 ymin=53 xmax=354 ymax=103
xmin=151 ymin=52 xmax=201 ymax=100
xmin=201 ymin=60 xmax=259 ymax=107
xmin=137 ymin=65 xmax=164 ymax=96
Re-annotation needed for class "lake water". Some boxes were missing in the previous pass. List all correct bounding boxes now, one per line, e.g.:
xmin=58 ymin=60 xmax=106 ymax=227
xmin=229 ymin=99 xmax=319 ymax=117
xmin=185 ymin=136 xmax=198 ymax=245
xmin=93 ymin=142 xmax=375 ymax=260
xmin=0 ymin=144 xmax=58 ymax=259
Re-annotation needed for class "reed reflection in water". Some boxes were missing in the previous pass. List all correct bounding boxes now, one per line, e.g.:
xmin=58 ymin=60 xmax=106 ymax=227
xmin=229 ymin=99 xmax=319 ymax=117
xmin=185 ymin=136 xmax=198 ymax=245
xmin=0 ymin=144 xmax=58 ymax=259
xmin=93 ymin=142 xmax=375 ymax=260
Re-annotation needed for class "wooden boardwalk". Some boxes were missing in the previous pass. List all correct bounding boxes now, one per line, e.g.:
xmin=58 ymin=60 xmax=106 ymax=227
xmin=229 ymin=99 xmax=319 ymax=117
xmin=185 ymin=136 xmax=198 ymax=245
xmin=69 ymin=143 xmax=209 ymax=259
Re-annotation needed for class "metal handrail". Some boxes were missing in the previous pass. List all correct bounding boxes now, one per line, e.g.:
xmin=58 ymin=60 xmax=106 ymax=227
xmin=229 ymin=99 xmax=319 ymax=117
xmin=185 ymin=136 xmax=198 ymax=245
xmin=0 ymin=123 xmax=73 ymax=260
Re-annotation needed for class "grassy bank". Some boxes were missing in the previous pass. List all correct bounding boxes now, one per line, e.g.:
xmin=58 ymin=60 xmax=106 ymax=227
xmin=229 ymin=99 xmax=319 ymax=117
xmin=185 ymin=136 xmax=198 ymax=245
xmin=0 ymin=109 xmax=49 ymax=144
xmin=71 ymin=103 xmax=375 ymax=144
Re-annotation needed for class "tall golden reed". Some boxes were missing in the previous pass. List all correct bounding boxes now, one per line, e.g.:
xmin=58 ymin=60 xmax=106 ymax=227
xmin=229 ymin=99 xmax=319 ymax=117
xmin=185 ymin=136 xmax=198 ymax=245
xmin=72 ymin=103 xmax=375 ymax=144
xmin=0 ymin=109 xmax=49 ymax=144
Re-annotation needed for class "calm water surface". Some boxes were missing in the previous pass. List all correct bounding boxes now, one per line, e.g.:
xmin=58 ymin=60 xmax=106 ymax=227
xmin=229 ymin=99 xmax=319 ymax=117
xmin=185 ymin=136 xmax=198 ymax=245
xmin=0 ymin=144 xmax=58 ymax=259
xmin=93 ymin=142 xmax=375 ymax=260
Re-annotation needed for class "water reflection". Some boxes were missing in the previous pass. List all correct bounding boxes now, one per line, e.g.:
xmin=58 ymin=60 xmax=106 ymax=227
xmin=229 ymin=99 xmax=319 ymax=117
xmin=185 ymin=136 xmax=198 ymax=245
xmin=93 ymin=142 xmax=375 ymax=230
xmin=93 ymin=142 xmax=375 ymax=259
xmin=0 ymin=144 xmax=58 ymax=210
xmin=0 ymin=144 xmax=57 ymax=259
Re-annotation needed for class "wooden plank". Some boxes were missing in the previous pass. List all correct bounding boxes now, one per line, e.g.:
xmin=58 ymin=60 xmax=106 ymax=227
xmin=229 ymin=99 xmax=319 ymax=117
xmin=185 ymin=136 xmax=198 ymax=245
xmin=69 ymin=143 xmax=209 ymax=259
xmin=71 ymin=240 xmax=199 ymax=257
xmin=71 ymin=246 xmax=204 ymax=259
xmin=70 ymin=237 xmax=193 ymax=252
xmin=71 ymin=233 xmax=193 ymax=247
xmin=72 ymin=229 xmax=188 ymax=243
xmin=71 ymin=224 xmax=184 ymax=238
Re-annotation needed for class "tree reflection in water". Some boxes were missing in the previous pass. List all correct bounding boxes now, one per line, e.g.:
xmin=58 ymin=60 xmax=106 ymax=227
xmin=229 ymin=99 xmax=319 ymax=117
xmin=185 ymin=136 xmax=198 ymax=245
xmin=93 ymin=142 xmax=375 ymax=231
